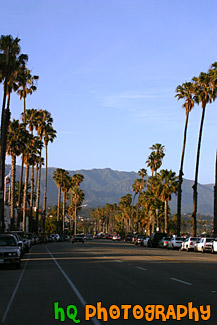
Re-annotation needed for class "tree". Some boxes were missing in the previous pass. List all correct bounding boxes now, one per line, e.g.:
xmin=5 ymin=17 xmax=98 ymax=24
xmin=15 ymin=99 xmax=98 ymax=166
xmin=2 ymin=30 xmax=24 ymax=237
xmin=0 ymin=35 xmax=21 ymax=230
xmin=175 ymin=82 xmax=195 ymax=235
xmin=6 ymin=120 xmax=27 ymax=229
xmin=22 ymin=134 xmax=42 ymax=232
xmin=191 ymin=72 xmax=212 ymax=236
xmin=155 ymin=170 xmax=178 ymax=233
xmin=42 ymin=124 xmax=56 ymax=229
xmin=61 ymin=171 xmax=71 ymax=233
xmin=146 ymin=144 xmax=165 ymax=176
xmin=53 ymin=168 xmax=66 ymax=223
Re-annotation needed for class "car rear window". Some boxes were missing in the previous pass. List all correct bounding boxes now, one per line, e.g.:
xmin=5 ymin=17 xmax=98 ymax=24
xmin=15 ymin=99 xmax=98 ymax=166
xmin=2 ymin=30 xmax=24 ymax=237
xmin=0 ymin=237 xmax=17 ymax=246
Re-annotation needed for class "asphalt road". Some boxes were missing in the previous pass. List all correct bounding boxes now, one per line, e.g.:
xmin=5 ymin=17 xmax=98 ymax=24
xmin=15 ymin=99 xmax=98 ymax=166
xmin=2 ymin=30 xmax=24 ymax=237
xmin=0 ymin=240 xmax=217 ymax=325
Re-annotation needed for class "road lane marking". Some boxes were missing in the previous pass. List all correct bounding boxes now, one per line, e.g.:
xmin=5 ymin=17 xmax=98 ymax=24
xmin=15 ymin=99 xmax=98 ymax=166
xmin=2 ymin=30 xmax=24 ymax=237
xmin=46 ymin=246 xmax=100 ymax=325
xmin=2 ymin=254 xmax=30 ymax=323
xmin=115 ymin=260 xmax=122 ymax=263
xmin=170 ymin=277 xmax=192 ymax=286
xmin=136 ymin=267 xmax=147 ymax=271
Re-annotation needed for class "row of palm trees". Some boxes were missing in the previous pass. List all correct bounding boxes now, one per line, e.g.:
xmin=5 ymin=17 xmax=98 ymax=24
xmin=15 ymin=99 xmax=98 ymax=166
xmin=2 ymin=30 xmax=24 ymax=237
xmin=0 ymin=34 xmax=56 ymax=231
xmin=176 ymin=62 xmax=217 ymax=236
xmin=53 ymin=169 xmax=85 ymax=233
xmin=91 ymin=144 xmax=178 ymax=235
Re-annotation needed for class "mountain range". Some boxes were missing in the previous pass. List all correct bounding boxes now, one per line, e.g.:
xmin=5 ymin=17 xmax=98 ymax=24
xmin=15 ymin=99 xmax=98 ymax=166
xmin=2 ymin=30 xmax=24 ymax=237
xmin=5 ymin=165 xmax=214 ymax=216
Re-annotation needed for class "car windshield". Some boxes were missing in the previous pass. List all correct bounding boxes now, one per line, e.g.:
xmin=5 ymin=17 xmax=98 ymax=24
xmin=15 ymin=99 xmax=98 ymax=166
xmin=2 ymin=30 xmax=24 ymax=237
xmin=176 ymin=237 xmax=185 ymax=241
xmin=190 ymin=237 xmax=200 ymax=241
xmin=206 ymin=238 xmax=214 ymax=242
xmin=0 ymin=237 xmax=17 ymax=246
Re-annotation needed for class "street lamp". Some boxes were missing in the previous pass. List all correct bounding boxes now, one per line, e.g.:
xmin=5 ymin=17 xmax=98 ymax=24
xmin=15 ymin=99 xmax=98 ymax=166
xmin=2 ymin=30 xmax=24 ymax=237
xmin=156 ymin=209 xmax=159 ymax=232
xmin=74 ymin=204 xmax=87 ymax=235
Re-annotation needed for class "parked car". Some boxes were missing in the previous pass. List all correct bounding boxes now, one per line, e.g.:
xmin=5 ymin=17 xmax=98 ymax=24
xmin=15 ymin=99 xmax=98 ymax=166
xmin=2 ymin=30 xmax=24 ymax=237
xmin=112 ymin=235 xmax=121 ymax=241
xmin=212 ymin=239 xmax=217 ymax=254
xmin=149 ymin=232 xmax=167 ymax=248
xmin=135 ymin=235 xmax=146 ymax=246
xmin=143 ymin=237 xmax=150 ymax=247
xmin=0 ymin=234 xmax=21 ymax=269
xmin=72 ymin=235 xmax=84 ymax=244
xmin=158 ymin=237 xmax=171 ymax=248
xmin=181 ymin=237 xmax=200 ymax=252
xmin=10 ymin=231 xmax=30 ymax=253
xmin=124 ymin=234 xmax=133 ymax=242
xmin=194 ymin=237 xmax=214 ymax=253
xmin=167 ymin=237 xmax=185 ymax=250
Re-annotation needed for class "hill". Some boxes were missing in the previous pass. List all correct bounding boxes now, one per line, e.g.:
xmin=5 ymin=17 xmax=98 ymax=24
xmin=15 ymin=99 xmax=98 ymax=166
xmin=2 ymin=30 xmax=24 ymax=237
xmin=5 ymin=165 xmax=214 ymax=215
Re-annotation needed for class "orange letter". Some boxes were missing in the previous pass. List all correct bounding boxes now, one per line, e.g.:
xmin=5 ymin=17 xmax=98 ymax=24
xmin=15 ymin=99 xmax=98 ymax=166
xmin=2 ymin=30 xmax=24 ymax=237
xmin=145 ymin=305 xmax=155 ymax=321
xmin=200 ymin=305 xmax=211 ymax=321
xmin=97 ymin=302 xmax=108 ymax=321
xmin=109 ymin=305 xmax=120 ymax=320
xmin=121 ymin=305 xmax=131 ymax=319
xmin=155 ymin=305 xmax=166 ymax=321
xmin=188 ymin=302 xmax=199 ymax=321
xmin=85 ymin=305 xmax=96 ymax=321
xmin=165 ymin=305 xmax=176 ymax=320
xmin=132 ymin=305 xmax=144 ymax=320
xmin=177 ymin=305 xmax=188 ymax=320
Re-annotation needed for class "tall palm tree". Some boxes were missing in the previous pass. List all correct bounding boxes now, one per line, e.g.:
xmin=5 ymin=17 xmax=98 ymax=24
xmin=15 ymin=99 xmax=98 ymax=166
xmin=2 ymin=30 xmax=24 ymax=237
xmin=71 ymin=186 xmax=85 ymax=235
xmin=61 ymin=172 xmax=71 ymax=233
xmin=191 ymin=72 xmax=212 ymax=236
xmin=155 ymin=170 xmax=178 ymax=233
xmin=175 ymin=82 xmax=195 ymax=235
xmin=53 ymin=168 xmax=66 ymax=222
xmin=22 ymin=134 xmax=42 ymax=232
xmin=16 ymin=62 xmax=38 ymax=215
xmin=0 ymin=35 xmax=21 ymax=230
xmin=6 ymin=120 xmax=27 ymax=229
xmin=146 ymin=144 xmax=165 ymax=176
xmin=42 ymin=124 xmax=56 ymax=228
xmin=34 ymin=109 xmax=52 ymax=230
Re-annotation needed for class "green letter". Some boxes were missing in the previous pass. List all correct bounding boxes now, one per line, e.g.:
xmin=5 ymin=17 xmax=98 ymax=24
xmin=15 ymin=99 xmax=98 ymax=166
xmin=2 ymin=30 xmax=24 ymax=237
xmin=67 ymin=305 xmax=80 ymax=323
xmin=54 ymin=302 xmax=65 ymax=322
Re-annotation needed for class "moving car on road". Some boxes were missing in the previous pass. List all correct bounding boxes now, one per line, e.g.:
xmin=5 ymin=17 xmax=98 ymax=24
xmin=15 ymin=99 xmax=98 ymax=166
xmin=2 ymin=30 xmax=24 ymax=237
xmin=0 ymin=234 xmax=21 ymax=269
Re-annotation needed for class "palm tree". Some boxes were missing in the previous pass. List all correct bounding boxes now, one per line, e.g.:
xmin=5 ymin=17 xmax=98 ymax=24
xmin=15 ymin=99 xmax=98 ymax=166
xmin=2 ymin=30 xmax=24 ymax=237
xmin=6 ymin=120 xmax=27 ymax=229
xmin=155 ymin=170 xmax=178 ymax=233
xmin=175 ymin=82 xmax=195 ymax=235
xmin=61 ymin=172 xmax=71 ymax=233
xmin=191 ymin=72 xmax=212 ymax=236
xmin=214 ymin=152 xmax=217 ymax=237
xmin=146 ymin=144 xmax=165 ymax=176
xmin=53 ymin=168 xmax=66 ymax=222
xmin=22 ymin=134 xmax=42 ymax=232
xmin=42 ymin=124 xmax=56 ymax=228
xmin=16 ymin=62 xmax=38 ymax=216
xmin=34 ymin=109 xmax=52 ymax=230
xmin=0 ymin=35 xmax=21 ymax=230
xmin=71 ymin=186 xmax=85 ymax=235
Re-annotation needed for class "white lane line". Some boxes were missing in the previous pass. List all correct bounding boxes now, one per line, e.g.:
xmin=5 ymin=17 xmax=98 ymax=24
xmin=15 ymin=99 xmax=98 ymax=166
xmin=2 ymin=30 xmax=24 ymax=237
xmin=115 ymin=260 xmax=122 ymax=263
xmin=136 ymin=267 xmax=147 ymax=271
xmin=46 ymin=246 xmax=100 ymax=325
xmin=2 ymin=255 xmax=30 ymax=323
xmin=170 ymin=277 xmax=192 ymax=286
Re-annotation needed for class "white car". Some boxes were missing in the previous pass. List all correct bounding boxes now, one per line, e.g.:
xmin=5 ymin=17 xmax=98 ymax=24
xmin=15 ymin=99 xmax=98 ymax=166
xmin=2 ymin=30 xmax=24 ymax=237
xmin=143 ymin=237 xmax=150 ymax=247
xmin=212 ymin=239 xmax=217 ymax=254
xmin=181 ymin=237 xmax=200 ymax=252
xmin=167 ymin=237 xmax=185 ymax=250
xmin=112 ymin=235 xmax=121 ymax=241
xmin=194 ymin=237 xmax=214 ymax=253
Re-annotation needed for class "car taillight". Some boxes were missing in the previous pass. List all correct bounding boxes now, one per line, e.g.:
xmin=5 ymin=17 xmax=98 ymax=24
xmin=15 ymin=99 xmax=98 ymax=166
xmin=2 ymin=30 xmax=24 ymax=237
xmin=190 ymin=242 xmax=193 ymax=245
xmin=165 ymin=241 xmax=168 ymax=244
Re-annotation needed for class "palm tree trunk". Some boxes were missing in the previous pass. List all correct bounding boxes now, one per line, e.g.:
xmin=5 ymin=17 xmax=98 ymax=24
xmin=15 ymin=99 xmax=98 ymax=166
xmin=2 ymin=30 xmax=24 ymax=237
xmin=0 ymin=52 xmax=9 ymax=231
xmin=214 ymin=152 xmax=217 ymax=237
xmin=57 ymin=186 xmax=61 ymax=222
xmin=164 ymin=200 xmax=168 ymax=233
xmin=177 ymin=111 xmax=189 ymax=236
xmin=22 ymin=164 xmax=29 ymax=232
xmin=42 ymin=144 xmax=48 ymax=231
xmin=36 ymin=153 xmax=42 ymax=232
xmin=29 ymin=164 xmax=34 ymax=232
xmin=192 ymin=106 xmax=206 ymax=236
xmin=10 ymin=155 xmax=16 ymax=230
xmin=62 ymin=191 xmax=65 ymax=233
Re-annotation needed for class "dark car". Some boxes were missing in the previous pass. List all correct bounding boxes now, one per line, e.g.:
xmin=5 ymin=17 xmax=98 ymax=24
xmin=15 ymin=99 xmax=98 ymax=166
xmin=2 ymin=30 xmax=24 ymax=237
xmin=124 ymin=234 xmax=133 ymax=242
xmin=148 ymin=232 xmax=167 ymax=248
xmin=0 ymin=234 xmax=21 ymax=269
xmin=72 ymin=235 xmax=84 ymax=244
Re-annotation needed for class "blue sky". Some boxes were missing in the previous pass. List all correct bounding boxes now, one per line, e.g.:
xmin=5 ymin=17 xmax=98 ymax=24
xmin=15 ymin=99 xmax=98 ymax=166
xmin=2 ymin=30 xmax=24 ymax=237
xmin=1 ymin=0 xmax=217 ymax=184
